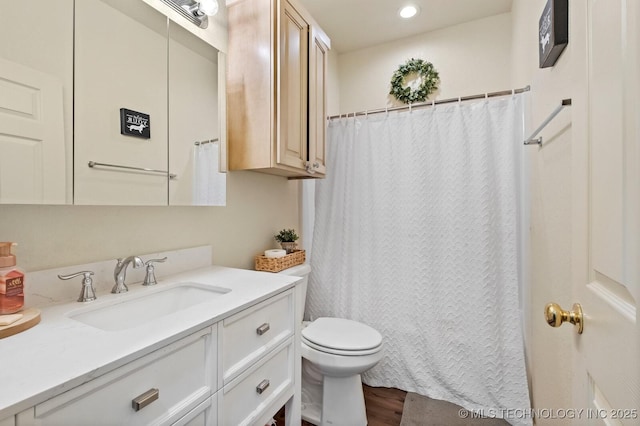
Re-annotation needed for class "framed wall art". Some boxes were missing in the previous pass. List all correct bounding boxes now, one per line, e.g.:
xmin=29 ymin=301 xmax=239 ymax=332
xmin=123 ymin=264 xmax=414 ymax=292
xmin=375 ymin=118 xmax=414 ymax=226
xmin=539 ymin=0 xmax=568 ymax=68
xmin=120 ymin=108 xmax=151 ymax=139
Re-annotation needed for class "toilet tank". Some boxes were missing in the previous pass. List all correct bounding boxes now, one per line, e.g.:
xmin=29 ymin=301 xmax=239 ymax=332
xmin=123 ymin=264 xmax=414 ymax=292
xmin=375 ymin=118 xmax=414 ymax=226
xmin=278 ymin=263 xmax=311 ymax=324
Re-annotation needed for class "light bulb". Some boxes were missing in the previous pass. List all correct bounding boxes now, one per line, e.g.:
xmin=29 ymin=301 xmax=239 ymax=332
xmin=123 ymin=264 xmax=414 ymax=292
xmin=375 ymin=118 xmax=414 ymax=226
xmin=399 ymin=5 xmax=418 ymax=19
xmin=198 ymin=0 xmax=218 ymax=16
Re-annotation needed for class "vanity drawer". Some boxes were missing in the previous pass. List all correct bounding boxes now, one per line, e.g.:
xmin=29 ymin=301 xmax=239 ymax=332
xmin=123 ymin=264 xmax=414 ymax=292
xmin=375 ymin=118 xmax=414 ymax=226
xmin=34 ymin=327 xmax=216 ymax=426
xmin=171 ymin=394 xmax=216 ymax=426
xmin=221 ymin=289 xmax=293 ymax=384
xmin=219 ymin=339 xmax=294 ymax=426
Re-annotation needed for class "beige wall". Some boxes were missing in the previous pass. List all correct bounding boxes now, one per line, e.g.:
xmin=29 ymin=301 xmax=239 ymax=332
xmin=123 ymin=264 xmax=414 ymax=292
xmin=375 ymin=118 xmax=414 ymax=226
xmin=337 ymin=13 xmax=513 ymax=114
xmin=327 ymin=49 xmax=341 ymax=117
xmin=0 ymin=171 xmax=300 ymax=272
xmin=511 ymin=0 xmax=574 ymax=419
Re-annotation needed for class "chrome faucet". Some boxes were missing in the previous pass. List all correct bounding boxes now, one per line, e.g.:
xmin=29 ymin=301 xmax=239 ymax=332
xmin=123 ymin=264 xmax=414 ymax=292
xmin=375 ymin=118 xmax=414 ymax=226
xmin=112 ymin=256 xmax=144 ymax=293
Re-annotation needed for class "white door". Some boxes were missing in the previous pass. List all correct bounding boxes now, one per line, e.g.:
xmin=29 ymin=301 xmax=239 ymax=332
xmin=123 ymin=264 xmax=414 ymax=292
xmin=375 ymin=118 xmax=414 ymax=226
xmin=0 ymin=57 xmax=66 ymax=204
xmin=561 ymin=0 xmax=640 ymax=422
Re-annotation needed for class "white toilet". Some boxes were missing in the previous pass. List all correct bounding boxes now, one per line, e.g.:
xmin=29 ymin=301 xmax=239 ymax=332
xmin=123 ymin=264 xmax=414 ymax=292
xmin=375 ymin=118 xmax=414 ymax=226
xmin=279 ymin=264 xmax=383 ymax=426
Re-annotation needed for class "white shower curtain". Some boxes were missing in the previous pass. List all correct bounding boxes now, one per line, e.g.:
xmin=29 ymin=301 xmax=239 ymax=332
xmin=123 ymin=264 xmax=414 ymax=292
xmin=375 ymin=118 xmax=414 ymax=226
xmin=193 ymin=141 xmax=226 ymax=206
xmin=307 ymin=94 xmax=531 ymax=426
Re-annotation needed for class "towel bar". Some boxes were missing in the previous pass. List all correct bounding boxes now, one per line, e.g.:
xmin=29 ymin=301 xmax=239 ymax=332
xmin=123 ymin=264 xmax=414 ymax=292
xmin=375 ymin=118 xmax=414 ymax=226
xmin=524 ymin=99 xmax=571 ymax=146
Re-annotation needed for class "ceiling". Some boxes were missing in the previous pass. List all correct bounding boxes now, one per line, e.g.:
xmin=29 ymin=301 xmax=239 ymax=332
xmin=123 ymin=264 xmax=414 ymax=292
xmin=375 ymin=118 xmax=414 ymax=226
xmin=298 ymin=0 xmax=513 ymax=53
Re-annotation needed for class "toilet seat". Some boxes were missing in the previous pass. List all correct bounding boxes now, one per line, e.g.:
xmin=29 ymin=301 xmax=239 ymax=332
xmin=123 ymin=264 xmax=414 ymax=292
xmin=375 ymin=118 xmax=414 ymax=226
xmin=302 ymin=317 xmax=383 ymax=356
xmin=302 ymin=336 xmax=382 ymax=356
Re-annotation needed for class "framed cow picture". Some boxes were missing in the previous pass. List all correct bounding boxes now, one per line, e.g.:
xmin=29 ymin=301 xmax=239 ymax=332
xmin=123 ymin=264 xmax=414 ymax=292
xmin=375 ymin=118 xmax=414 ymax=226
xmin=539 ymin=0 xmax=568 ymax=68
xmin=120 ymin=108 xmax=151 ymax=139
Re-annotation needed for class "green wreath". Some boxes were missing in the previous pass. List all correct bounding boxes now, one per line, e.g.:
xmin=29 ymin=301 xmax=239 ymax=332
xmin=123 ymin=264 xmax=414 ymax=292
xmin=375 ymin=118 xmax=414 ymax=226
xmin=389 ymin=58 xmax=440 ymax=104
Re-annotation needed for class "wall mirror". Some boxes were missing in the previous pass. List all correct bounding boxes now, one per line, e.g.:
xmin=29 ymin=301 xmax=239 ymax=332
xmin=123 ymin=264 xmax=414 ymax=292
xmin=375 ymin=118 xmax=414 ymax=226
xmin=0 ymin=0 xmax=227 ymax=206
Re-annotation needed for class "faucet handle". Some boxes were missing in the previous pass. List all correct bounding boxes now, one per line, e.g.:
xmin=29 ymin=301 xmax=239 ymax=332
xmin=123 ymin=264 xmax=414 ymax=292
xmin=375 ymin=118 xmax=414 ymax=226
xmin=143 ymin=257 xmax=167 ymax=286
xmin=145 ymin=257 xmax=167 ymax=266
xmin=58 ymin=271 xmax=97 ymax=302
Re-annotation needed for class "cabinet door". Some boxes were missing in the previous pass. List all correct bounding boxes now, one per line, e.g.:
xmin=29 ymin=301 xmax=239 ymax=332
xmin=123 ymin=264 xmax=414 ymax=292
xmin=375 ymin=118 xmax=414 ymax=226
xmin=277 ymin=0 xmax=309 ymax=171
xmin=307 ymin=25 xmax=329 ymax=176
xmin=74 ymin=0 xmax=169 ymax=205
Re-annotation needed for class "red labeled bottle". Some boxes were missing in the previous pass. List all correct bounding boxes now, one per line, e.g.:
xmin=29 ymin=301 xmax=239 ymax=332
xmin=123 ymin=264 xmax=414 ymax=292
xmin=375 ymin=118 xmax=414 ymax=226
xmin=0 ymin=242 xmax=24 ymax=314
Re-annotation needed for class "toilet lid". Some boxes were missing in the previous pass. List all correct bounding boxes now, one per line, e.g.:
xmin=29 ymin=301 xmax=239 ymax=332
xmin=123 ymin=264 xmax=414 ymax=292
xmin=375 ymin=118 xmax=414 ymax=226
xmin=301 ymin=317 xmax=383 ymax=352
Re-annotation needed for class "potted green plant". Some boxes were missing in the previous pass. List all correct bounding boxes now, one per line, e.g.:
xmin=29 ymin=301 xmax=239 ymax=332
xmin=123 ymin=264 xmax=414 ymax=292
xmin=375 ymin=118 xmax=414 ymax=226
xmin=274 ymin=228 xmax=299 ymax=253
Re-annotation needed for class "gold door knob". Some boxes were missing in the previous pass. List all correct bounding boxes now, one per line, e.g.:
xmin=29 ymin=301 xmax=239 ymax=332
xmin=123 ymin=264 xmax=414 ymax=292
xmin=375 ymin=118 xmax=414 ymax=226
xmin=544 ymin=302 xmax=584 ymax=334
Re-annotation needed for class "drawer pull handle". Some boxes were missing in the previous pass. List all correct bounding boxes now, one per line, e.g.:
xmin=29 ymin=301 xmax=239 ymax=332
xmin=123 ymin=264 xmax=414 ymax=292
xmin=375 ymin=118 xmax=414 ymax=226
xmin=256 ymin=379 xmax=270 ymax=394
xmin=256 ymin=323 xmax=270 ymax=335
xmin=132 ymin=388 xmax=159 ymax=411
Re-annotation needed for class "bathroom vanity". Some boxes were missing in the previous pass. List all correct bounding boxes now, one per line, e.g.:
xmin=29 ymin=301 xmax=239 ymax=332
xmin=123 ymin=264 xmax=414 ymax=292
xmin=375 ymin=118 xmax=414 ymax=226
xmin=0 ymin=261 xmax=302 ymax=425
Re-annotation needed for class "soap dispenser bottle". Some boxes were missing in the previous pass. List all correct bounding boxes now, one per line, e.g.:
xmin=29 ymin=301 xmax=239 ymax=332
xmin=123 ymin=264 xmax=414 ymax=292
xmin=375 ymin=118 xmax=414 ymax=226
xmin=0 ymin=242 xmax=24 ymax=314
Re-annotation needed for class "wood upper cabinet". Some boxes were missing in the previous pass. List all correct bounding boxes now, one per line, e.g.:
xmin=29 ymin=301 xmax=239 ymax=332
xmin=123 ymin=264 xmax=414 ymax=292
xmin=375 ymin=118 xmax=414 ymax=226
xmin=227 ymin=0 xmax=330 ymax=178
xmin=308 ymin=25 xmax=329 ymax=176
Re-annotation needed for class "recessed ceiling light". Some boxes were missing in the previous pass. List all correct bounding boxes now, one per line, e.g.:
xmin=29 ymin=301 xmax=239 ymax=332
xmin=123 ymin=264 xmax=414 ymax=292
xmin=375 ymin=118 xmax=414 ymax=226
xmin=399 ymin=5 xmax=419 ymax=19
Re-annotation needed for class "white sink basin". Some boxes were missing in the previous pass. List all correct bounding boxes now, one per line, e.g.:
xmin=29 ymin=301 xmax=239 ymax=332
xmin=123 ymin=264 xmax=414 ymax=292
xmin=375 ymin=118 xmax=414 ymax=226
xmin=68 ymin=282 xmax=231 ymax=331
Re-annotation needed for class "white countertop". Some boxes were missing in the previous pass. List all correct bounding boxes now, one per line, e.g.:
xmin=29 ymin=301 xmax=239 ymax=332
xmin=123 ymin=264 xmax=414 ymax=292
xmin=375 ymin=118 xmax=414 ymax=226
xmin=0 ymin=265 xmax=300 ymax=419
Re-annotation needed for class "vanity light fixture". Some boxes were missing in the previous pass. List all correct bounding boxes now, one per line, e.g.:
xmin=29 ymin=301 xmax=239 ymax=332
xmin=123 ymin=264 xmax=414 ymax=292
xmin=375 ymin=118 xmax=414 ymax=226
xmin=182 ymin=0 xmax=219 ymax=17
xmin=160 ymin=0 xmax=218 ymax=29
xmin=197 ymin=0 xmax=219 ymax=16
xmin=399 ymin=5 xmax=419 ymax=19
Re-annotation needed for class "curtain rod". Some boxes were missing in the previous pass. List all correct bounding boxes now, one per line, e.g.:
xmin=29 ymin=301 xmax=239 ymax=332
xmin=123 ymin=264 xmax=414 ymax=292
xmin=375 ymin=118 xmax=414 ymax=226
xmin=327 ymin=85 xmax=531 ymax=120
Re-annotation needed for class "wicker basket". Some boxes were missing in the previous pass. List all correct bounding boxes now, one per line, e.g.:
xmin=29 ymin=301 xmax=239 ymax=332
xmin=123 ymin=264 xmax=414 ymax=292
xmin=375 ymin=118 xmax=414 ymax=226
xmin=255 ymin=249 xmax=305 ymax=273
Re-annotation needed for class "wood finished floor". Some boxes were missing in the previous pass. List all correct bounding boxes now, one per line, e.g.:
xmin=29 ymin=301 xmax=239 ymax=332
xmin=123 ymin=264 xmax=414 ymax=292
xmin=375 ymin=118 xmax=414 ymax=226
xmin=274 ymin=385 xmax=407 ymax=426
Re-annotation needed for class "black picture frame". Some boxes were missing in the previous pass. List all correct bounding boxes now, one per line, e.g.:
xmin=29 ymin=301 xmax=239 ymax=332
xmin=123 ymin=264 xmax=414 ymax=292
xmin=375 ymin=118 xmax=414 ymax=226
xmin=120 ymin=108 xmax=151 ymax=139
xmin=538 ymin=0 xmax=568 ymax=68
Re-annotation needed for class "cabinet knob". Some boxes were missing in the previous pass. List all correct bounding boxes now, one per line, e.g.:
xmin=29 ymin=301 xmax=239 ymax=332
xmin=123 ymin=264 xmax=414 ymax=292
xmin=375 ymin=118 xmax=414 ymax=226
xmin=256 ymin=323 xmax=270 ymax=335
xmin=132 ymin=388 xmax=159 ymax=411
xmin=256 ymin=379 xmax=270 ymax=394
xmin=305 ymin=161 xmax=320 ymax=174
